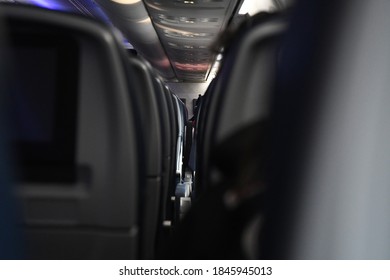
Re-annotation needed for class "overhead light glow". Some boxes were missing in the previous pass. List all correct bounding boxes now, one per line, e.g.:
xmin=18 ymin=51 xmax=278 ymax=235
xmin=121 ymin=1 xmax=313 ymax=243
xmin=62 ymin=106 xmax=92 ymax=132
xmin=238 ymin=0 xmax=275 ymax=16
xmin=28 ymin=0 xmax=66 ymax=11
xmin=175 ymin=62 xmax=209 ymax=71
xmin=138 ymin=17 xmax=151 ymax=24
xmin=110 ymin=0 xmax=141 ymax=4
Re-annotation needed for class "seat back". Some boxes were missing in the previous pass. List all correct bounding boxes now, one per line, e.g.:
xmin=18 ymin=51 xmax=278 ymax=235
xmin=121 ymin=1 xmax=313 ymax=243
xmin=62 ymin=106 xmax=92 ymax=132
xmin=0 ymin=15 xmax=24 ymax=259
xmin=125 ymin=56 xmax=163 ymax=259
xmin=152 ymin=78 xmax=173 ymax=223
xmin=172 ymin=95 xmax=186 ymax=182
xmin=262 ymin=0 xmax=390 ymax=259
xmin=2 ymin=4 xmax=142 ymax=259
xmin=158 ymin=86 xmax=179 ymax=228
xmin=197 ymin=13 xmax=287 ymax=193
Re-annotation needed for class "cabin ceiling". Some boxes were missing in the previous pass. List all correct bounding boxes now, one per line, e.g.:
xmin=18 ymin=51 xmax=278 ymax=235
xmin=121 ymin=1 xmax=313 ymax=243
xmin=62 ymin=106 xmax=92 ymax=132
xmin=4 ymin=0 xmax=293 ymax=81
xmin=142 ymin=0 xmax=240 ymax=81
xmin=95 ymin=0 xmax=241 ymax=82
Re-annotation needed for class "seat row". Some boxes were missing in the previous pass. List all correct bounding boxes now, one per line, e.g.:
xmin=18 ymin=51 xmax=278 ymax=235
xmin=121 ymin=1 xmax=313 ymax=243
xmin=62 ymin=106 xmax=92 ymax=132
xmin=0 ymin=4 xmax=189 ymax=259
xmin=167 ymin=11 xmax=288 ymax=259
xmin=173 ymin=0 xmax=390 ymax=260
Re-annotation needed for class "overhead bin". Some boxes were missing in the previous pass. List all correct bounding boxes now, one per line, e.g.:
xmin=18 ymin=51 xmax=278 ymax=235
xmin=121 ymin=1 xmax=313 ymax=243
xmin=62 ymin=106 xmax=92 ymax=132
xmin=95 ymin=0 xmax=176 ymax=79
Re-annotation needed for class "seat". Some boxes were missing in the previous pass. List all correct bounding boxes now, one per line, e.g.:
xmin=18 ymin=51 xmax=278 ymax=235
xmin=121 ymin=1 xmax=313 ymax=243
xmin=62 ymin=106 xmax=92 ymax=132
xmin=1 ymin=4 xmax=143 ymax=259
xmin=196 ymin=12 xmax=287 ymax=195
xmin=261 ymin=0 xmax=390 ymax=259
xmin=0 ymin=16 xmax=24 ymax=259
xmin=193 ymin=78 xmax=216 ymax=196
xmin=160 ymin=86 xmax=178 ymax=226
xmin=171 ymin=94 xmax=187 ymax=183
xmin=153 ymin=84 xmax=180 ymax=255
xmin=123 ymin=55 xmax=165 ymax=259
xmin=171 ymin=95 xmax=193 ymax=222
xmin=151 ymin=77 xmax=174 ymax=226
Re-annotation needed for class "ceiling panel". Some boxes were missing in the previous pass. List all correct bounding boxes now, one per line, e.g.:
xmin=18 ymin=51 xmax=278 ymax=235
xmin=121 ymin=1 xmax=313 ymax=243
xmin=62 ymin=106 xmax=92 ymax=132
xmin=144 ymin=0 xmax=240 ymax=81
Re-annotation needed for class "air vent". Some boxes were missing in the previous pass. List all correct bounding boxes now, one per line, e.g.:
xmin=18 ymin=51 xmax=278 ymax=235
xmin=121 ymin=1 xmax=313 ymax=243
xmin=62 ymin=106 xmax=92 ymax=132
xmin=167 ymin=42 xmax=179 ymax=47
xmin=173 ymin=0 xmax=195 ymax=4
xmin=163 ymin=29 xmax=214 ymax=39
xmin=155 ymin=14 xmax=219 ymax=25
xmin=167 ymin=41 xmax=210 ymax=50
xmin=176 ymin=71 xmax=207 ymax=80
xmin=199 ymin=17 xmax=219 ymax=23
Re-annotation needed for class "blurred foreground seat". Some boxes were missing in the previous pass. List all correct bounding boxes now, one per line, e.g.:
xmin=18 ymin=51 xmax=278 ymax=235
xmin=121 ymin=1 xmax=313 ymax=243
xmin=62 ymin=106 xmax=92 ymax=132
xmin=261 ymin=0 xmax=390 ymax=259
xmin=1 ymin=4 xmax=144 ymax=259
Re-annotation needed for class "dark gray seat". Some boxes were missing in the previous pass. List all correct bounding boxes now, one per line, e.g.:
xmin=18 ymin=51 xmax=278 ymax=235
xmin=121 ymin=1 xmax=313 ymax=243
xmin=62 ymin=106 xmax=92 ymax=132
xmin=1 ymin=4 xmax=143 ymax=259
xmin=162 ymin=86 xmax=178 ymax=223
xmin=125 ymin=56 xmax=164 ymax=259
xmin=0 ymin=16 xmax=24 ymax=259
xmin=196 ymin=12 xmax=287 ymax=194
xmin=152 ymin=78 xmax=173 ymax=225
